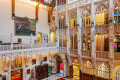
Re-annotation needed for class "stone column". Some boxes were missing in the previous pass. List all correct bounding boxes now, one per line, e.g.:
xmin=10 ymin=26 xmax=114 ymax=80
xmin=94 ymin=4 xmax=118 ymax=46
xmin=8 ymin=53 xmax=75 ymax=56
xmin=66 ymin=10 xmax=71 ymax=77
xmin=66 ymin=10 xmax=70 ymax=54
xmin=7 ymin=59 xmax=11 ymax=80
xmin=56 ymin=12 xmax=60 ymax=47
xmin=77 ymin=7 xmax=83 ymax=71
xmin=108 ymin=0 xmax=114 ymax=79
xmin=10 ymin=33 xmax=13 ymax=51
xmin=91 ymin=23 xmax=96 ymax=76
xmin=91 ymin=0 xmax=96 ymax=76
xmin=22 ymin=54 xmax=26 ymax=80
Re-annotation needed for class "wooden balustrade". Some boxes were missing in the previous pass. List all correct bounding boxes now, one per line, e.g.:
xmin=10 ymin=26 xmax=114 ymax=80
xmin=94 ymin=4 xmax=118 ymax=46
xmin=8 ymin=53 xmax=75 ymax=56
xmin=0 ymin=43 xmax=56 ymax=51
xmin=81 ymin=26 xmax=91 ymax=35
xmin=96 ymin=51 xmax=109 ymax=59
xmin=70 ymin=49 xmax=78 ymax=55
xmin=57 ymin=47 xmax=67 ymax=54
xmin=114 ymin=52 xmax=120 ymax=60
xmin=114 ymin=23 xmax=120 ymax=34
xmin=82 ymin=50 xmax=91 ymax=57
xmin=95 ymin=24 xmax=109 ymax=34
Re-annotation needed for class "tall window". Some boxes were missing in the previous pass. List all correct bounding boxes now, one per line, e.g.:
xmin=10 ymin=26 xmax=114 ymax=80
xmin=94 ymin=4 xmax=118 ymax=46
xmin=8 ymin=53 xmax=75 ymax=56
xmin=96 ymin=35 xmax=109 ymax=51
xmin=81 ymin=15 xmax=91 ymax=27
xmin=95 ymin=12 xmax=108 ymax=25
xmin=84 ymin=61 xmax=93 ymax=75
xmin=114 ymin=6 xmax=120 ymax=23
xmin=97 ymin=63 xmax=109 ymax=79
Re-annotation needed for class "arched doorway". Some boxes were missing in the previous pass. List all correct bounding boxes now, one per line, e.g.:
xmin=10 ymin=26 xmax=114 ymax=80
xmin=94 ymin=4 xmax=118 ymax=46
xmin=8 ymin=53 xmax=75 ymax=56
xmin=52 ymin=54 xmax=68 ymax=77
xmin=56 ymin=56 xmax=63 ymax=73
xmin=72 ymin=59 xmax=80 ymax=80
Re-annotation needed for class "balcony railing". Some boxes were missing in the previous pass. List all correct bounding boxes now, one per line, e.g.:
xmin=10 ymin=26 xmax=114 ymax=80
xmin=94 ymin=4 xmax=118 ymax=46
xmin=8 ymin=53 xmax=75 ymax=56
xmin=70 ymin=49 xmax=78 ymax=55
xmin=81 ymin=26 xmax=91 ymax=35
xmin=114 ymin=23 xmax=120 ymax=34
xmin=0 ymin=43 xmax=56 ymax=51
xmin=57 ymin=47 xmax=67 ymax=54
xmin=95 ymin=24 xmax=109 ymax=35
xmin=114 ymin=52 xmax=120 ymax=60
xmin=96 ymin=51 xmax=109 ymax=59
xmin=82 ymin=50 xmax=91 ymax=57
xmin=69 ymin=27 xmax=78 ymax=35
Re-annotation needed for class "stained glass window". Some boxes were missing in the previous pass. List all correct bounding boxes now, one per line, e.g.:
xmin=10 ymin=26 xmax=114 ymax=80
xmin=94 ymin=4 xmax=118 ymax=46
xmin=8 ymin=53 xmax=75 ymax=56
xmin=44 ymin=0 xmax=52 ymax=4
xmin=84 ymin=61 xmax=93 ymax=75
xmin=68 ymin=0 xmax=77 ymax=4
xmin=97 ymin=63 xmax=109 ymax=79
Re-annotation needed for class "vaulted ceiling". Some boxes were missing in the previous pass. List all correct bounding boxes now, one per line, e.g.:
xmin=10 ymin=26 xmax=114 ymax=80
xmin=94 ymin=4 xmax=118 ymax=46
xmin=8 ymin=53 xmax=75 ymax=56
xmin=31 ymin=0 xmax=56 ymax=22
xmin=31 ymin=0 xmax=55 ymax=7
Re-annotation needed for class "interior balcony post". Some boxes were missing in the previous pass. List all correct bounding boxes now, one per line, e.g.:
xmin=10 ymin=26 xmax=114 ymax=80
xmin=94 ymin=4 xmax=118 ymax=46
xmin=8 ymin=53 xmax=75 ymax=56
xmin=108 ymin=16 xmax=114 ymax=80
xmin=56 ymin=12 xmax=59 ymax=47
xmin=7 ymin=59 xmax=11 ymax=80
xmin=77 ymin=7 xmax=82 ymax=55
xmin=66 ymin=10 xmax=70 ymax=54
xmin=22 ymin=53 xmax=26 ymax=80
xmin=108 ymin=0 xmax=114 ymax=79
xmin=77 ymin=7 xmax=83 ymax=72
xmin=91 ymin=22 xmax=96 ymax=76
xmin=91 ymin=0 xmax=96 ymax=76
xmin=108 ymin=0 xmax=114 ymax=22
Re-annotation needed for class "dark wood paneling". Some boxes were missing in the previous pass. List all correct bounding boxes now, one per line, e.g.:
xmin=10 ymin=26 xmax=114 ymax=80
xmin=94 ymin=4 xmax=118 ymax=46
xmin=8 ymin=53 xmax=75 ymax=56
xmin=35 ymin=64 xmax=48 ymax=80
xmin=69 ymin=66 xmax=73 ymax=78
xmin=80 ymin=71 xmax=111 ymax=80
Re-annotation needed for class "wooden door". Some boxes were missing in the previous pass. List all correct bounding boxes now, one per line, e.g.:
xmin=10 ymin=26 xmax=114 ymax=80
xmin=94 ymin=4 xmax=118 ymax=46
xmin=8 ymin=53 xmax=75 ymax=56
xmin=69 ymin=66 xmax=73 ymax=78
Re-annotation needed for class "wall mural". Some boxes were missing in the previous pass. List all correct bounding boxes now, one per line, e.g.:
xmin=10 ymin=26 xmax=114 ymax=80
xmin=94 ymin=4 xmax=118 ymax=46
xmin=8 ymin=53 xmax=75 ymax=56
xmin=15 ymin=17 xmax=36 ymax=36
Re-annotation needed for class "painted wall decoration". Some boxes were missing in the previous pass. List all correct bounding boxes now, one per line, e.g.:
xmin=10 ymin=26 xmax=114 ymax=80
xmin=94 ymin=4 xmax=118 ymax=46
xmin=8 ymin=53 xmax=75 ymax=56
xmin=15 ymin=17 xmax=36 ymax=36
xmin=68 ymin=1 xmax=78 ymax=9
xmin=44 ymin=0 xmax=52 ymax=4
xmin=79 ymin=0 xmax=91 ymax=6
xmin=57 ymin=5 xmax=66 ymax=11
xmin=68 ymin=0 xmax=77 ymax=4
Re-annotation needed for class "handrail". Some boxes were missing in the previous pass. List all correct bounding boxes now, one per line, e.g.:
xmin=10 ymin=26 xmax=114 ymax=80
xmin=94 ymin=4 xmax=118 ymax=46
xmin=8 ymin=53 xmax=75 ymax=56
xmin=70 ymin=49 xmax=78 ymax=55
xmin=0 ymin=43 xmax=56 ymax=51
xmin=82 ymin=50 xmax=91 ymax=57
xmin=96 ymin=51 xmax=109 ymax=59
xmin=114 ymin=52 xmax=120 ymax=60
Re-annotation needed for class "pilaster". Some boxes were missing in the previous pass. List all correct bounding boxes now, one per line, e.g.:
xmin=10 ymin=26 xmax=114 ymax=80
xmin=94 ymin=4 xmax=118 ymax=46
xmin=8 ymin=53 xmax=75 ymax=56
xmin=91 ymin=0 xmax=96 ymax=76
xmin=7 ymin=60 xmax=11 ymax=80
xmin=108 ymin=1 xmax=114 ymax=79
xmin=56 ymin=12 xmax=59 ymax=47
xmin=22 ymin=54 xmax=26 ymax=80
xmin=66 ymin=10 xmax=70 ymax=55
xmin=77 ymin=7 xmax=83 ymax=71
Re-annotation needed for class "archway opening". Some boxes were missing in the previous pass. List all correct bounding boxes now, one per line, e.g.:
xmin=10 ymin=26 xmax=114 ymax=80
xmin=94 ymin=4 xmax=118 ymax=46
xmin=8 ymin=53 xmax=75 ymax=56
xmin=11 ymin=56 xmax=23 ymax=80
xmin=56 ymin=56 xmax=63 ymax=73
xmin=73 ymin=59 xmax=80 ymax=80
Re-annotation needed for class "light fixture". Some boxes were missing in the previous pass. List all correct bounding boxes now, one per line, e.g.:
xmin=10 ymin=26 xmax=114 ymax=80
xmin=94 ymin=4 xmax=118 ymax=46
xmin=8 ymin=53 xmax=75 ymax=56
xmin=16 ymin=0 xmax=48 ymax=9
